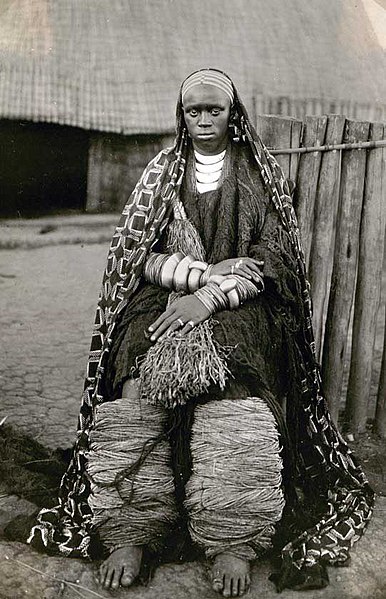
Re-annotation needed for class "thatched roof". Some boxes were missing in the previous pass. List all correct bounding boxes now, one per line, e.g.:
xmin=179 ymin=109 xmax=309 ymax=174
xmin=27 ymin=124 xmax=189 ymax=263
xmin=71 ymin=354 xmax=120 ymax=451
xmin=0 ymin=0 xmax=385 ymax=134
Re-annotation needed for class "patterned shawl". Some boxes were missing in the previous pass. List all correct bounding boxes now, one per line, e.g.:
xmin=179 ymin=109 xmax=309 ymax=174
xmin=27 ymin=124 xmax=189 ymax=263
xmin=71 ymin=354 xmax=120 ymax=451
xmin=29 ymin=70 xmax=374 ymax=591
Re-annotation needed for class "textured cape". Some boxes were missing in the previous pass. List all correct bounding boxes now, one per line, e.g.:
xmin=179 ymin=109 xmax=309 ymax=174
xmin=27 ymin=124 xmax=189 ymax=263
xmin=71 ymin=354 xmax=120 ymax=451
xmin=29 ymin=82 xmax=374 ymax=592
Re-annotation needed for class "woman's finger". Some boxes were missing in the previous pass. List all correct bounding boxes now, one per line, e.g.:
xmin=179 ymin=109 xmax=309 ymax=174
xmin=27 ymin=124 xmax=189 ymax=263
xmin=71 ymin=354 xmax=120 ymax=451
xmin=237 ymin=258 xmax=263 ymax=272
xmin=241 ymin=264 xmax=264 ymax=281
xmin=149 ymin=306 xmax=176 ymax=333
xmin=237 ymin=260 xmax=263 ymax=276
xmin=150 ymin=315 xmax=179 ymax=341
xmin=247 ymin=260 xmax=264 ymax=272
xmin=231 ymin=260 xmax=251 ymax=277
xmin=179 ymin=319 xmax=196 ymax=336
xmin=157 ymin=317 xmax=186 ymax=341
xmin=250 ymin=258 xmax=264 ymax=267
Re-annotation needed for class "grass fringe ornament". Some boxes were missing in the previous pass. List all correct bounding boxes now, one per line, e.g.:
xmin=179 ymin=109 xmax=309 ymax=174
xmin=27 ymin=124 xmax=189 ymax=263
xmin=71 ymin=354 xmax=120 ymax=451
xmin=139 ymin=320 xmax=232 ymax=408
xmin=139 ymin=205 xmax=232 ymax=408
xmin=166 ymin=218 xmax=206 ymax=261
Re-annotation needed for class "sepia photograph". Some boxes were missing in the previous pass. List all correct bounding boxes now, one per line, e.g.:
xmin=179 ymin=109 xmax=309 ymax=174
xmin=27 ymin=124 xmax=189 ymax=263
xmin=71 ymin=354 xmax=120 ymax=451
xmin=0 ymin=1 xmax=385 ymax=597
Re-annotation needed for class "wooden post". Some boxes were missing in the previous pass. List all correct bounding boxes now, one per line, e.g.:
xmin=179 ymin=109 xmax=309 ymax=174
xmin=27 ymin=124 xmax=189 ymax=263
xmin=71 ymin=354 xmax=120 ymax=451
xmin=289 ymin=119 xmax=303 ymax=185
xmin=374 ymin=304 xmax=386 ymax=437
xmin=262 ymin=95 xmax=269 ymax=115
xmin=295 ymin=115 xmax=328 ymax=269
xmin=307 ymin=115 xmax=346 ymax=358
xmin=346 ymin=124 xmax=386 ymax=433
xmin=256 ymin=115 xmax=301 ymax=180
xmin=252 ymin=91 xmax=265 ymax=122
xmin=314 ymin=99 xmax=323 ymax=115
xmin=305 ymin=99 xmax=314 ymax=116
xmin=280 ymin=96 xmax=290 ymax=116
xmin=298 ymin=99 xmax=306 ymax=119
xmin=321 ymin=120 xmax=370 ymax=424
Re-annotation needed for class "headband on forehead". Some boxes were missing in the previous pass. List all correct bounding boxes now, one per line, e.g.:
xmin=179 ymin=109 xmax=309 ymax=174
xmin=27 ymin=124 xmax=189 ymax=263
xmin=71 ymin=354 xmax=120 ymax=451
xmin=181 ymin=69 xmax=234 ymax=104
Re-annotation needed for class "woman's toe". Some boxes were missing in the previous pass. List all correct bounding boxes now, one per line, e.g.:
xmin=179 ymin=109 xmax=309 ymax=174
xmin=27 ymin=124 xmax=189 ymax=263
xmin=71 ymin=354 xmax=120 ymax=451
xmin=212 ymin=578 xmax=224 ymax=592
xmin=238 ymin=576 xmax=246 ymax=596
xmin=121 ymin=567 xmax=135 ymax=587
xmin=231 ymin=577 xmax=240 ymax=596
xmin=223 ymin=574 xmax=232 ymax=597
xmin=245 ymin=573 xmax=251 ymax=590
xmin=103 ymin=567 xmax=114 ymax=588
xmin=110 ymin=568 xmax=122 ymax=589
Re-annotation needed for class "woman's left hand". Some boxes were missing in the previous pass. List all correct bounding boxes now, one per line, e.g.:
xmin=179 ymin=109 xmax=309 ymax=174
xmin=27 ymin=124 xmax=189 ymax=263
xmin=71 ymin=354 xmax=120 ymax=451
xmin=148 ymin=295 xmax=211 ymax=341
xmin=211 ymin=257 xmax=264 ymax=284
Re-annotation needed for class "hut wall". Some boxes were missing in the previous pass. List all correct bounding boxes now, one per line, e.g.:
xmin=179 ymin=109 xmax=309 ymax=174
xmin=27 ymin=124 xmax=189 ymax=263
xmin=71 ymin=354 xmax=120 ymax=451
xmin=0 ymin=119 xmax=88 ymax=218
xmin=86 ymin=133 xmax=174 ymax=213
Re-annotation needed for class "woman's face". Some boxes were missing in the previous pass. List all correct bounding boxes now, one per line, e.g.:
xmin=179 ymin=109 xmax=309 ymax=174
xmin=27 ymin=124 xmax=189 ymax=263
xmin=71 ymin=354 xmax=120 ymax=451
xmin=182 ymin=84 xmax=231 ymax=155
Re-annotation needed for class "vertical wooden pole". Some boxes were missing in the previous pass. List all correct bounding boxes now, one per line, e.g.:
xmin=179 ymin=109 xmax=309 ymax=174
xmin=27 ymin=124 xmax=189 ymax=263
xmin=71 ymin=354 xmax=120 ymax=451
xmin=281 ymin=96 xmax=290 ymax=117
xmin=321 ymin=120 xmax=370 ymax=424
xmin=346 ymin=124 xmax=386 ymax=433
xmin=374 ymin=303 xmax=386 ymax=437
xmin=256 ymin=115 xmax=301 ymax=181
xmin=252 ymin=91 xmax=264 ymax=122
xmin=307 ymin=115 xmax=346 ymax=358
xmin=314 ymin=99 xmax=323 ymax=115
xmin=295 ymin=116 xmax=328 ymax=270
xmin=288 ymin=119 xmax=303 ymax=185
xmin=305 ymin=99 xmax=314 ymax=116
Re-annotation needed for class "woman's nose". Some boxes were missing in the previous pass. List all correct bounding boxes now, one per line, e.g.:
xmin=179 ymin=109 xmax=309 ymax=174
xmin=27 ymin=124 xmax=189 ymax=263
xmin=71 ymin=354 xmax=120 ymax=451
xmin=198 ymin=111 xmax=211 ymax=126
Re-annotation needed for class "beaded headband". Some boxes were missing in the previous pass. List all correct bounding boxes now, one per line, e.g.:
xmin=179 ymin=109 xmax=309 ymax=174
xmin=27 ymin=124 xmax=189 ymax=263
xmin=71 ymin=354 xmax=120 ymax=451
xmin=181 ymin=69 xmax=234 ymax=104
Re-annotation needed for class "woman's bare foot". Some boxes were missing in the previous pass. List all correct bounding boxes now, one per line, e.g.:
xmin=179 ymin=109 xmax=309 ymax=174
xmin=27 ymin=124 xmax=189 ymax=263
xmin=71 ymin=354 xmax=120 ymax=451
xmin=211 ymin=553 xmax=251 ymax=597
xmin=99 ymin=546 xmax=143 ymax=590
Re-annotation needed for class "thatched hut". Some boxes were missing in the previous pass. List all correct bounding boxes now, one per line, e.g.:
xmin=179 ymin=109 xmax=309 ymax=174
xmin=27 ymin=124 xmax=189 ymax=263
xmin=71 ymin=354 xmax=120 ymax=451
xmin=0 ymin=0 xmax=384 ymax=216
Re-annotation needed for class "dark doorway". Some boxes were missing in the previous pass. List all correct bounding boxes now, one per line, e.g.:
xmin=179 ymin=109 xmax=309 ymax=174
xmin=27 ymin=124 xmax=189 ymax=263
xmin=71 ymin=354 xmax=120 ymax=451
xmin=0 ymin=119 xmax=89 ymax=218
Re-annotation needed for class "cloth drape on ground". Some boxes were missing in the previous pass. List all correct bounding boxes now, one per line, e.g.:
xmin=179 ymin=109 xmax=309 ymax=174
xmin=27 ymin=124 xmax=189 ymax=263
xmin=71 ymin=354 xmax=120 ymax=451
xmin=28 ymin=70 xmax=374 ymax=592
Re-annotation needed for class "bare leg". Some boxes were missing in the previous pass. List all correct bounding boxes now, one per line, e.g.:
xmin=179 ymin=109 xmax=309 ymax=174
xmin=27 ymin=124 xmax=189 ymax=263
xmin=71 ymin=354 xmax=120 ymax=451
xmin=99 ymin=546 xmax=143 ymax=590
xmin=211 ymin=553 xmax=251 ymax=597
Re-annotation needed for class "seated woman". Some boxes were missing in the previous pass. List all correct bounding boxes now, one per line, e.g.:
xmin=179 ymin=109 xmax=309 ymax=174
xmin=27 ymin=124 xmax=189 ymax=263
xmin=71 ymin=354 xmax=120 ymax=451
xmin=28 ymin=69 xmax=374 ymax=597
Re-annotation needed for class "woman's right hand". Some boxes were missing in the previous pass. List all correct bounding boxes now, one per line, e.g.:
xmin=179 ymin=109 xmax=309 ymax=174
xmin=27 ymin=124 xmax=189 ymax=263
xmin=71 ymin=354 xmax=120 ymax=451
xmin=211 ymin=257 xmax=264 ymax=285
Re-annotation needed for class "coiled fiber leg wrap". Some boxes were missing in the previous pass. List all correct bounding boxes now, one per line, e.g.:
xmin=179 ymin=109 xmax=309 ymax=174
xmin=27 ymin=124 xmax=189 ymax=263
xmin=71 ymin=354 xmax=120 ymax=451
xmin=85 ymin=381 xmax=178 ymax=552
xmin=185 ymin=397 xmax=285 ymax=561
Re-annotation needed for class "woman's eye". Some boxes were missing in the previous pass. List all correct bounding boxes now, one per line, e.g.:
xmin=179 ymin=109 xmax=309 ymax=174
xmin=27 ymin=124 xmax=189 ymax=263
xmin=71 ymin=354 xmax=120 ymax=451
xmin=189 ymin=110 xmax=198 ymax=117
xmin=211 ymin=109 xmax=220 ymax=116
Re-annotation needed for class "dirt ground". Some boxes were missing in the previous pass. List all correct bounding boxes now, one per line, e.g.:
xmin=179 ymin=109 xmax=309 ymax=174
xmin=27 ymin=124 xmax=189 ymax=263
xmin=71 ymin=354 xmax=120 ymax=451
xmin=0 ymin=215 xmax=385 ymax=599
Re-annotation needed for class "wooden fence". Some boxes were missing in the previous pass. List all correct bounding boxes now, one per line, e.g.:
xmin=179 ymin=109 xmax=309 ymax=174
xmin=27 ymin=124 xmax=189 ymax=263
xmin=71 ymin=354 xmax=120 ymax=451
xmin=86 ymin=114 xmax=385 ymax=436
xmin=252 ymin=93 xmax=386 ymax=123
xmin=256 ymin=115 xmax=386 ymax=435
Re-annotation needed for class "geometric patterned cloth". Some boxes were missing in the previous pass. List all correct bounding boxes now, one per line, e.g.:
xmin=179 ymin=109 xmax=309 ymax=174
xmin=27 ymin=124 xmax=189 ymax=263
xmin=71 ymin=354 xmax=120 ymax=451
xmin=28 ymin=70 xmax=374 ymax=591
